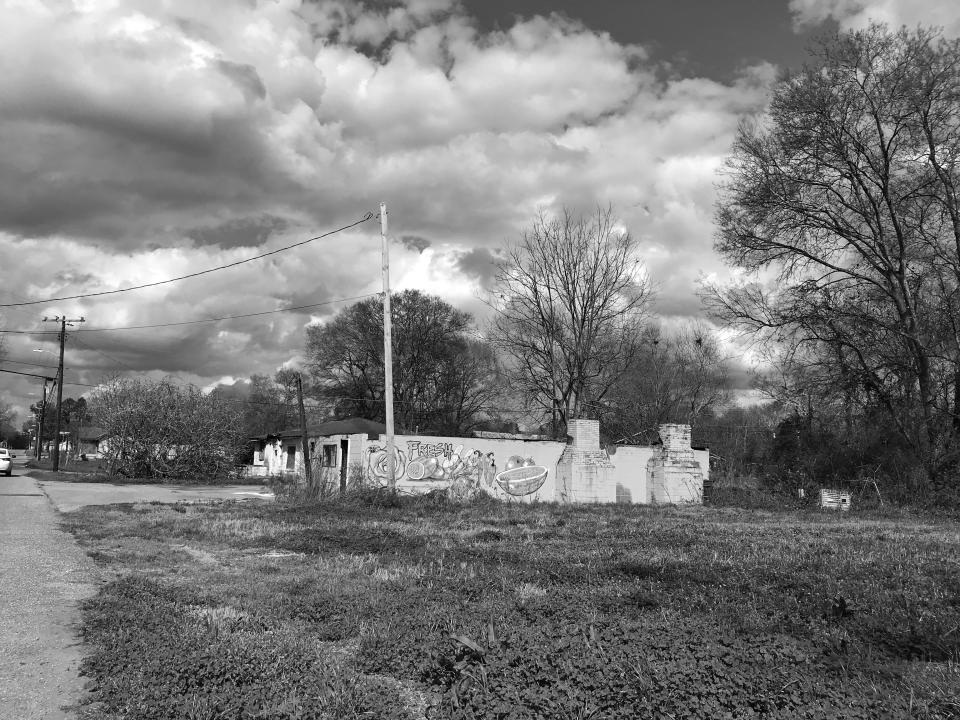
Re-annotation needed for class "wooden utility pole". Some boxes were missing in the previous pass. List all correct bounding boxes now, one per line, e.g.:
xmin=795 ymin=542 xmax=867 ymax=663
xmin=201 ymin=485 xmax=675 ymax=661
xmin=35 ymin=378 xmax=50 ymax=461
xmin=42 ymin=315 xmax=84 ymax=471
xmin=295 ymin=373 xmax=313 ymax=487
xmin=381 ymin=202 xmax=396 ymax=488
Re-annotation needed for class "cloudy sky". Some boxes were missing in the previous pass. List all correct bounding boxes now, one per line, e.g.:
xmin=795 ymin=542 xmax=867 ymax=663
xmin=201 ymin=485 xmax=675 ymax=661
xmin=2 ymin=0 xmax=959 ymax=425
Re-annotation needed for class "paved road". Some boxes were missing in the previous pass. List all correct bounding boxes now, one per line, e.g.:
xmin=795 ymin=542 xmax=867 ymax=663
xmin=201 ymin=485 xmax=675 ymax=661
xmin=40 ymin=479 xmax=274 ymax=513
xmin=0 ymin=466 xmax=97 ymax=719
xmin=0 ymin=458 xmax=274 ymax=718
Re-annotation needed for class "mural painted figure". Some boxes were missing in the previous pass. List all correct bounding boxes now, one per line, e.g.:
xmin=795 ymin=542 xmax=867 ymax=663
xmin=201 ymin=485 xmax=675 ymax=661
xmin=365 ymin=442 xmax=548 ymax=496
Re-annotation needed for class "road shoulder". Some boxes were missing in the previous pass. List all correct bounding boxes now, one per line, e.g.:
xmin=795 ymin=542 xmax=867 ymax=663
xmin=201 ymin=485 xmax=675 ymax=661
xmin=0 ymin=473 xmax=99 ymax=719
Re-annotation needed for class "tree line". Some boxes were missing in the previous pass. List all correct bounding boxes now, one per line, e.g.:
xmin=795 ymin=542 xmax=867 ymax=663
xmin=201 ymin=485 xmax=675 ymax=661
xmin=705 ymin=24 xmax=960 ymax=495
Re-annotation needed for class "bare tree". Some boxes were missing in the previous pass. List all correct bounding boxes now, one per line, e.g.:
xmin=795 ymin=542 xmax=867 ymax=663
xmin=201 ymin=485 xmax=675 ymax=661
xmin=602 ymin=321 xmax=730 ymax=442
xmin=705 ymin=25 xmax=960 ymax=487
xmin=91 ymin=378 xmax=244 ymax=481
xmin=239 ymin=373 xmax=296 ymax=437
xmin=490 ymin=206 xmax=654 ymax=435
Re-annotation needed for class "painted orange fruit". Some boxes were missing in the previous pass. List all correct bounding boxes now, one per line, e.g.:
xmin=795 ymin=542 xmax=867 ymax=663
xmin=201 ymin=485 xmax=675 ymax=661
xmin=406 ymin=460 xmax=427 ymax=480
xmin=495 ymin=465 xmax=548 ymax=496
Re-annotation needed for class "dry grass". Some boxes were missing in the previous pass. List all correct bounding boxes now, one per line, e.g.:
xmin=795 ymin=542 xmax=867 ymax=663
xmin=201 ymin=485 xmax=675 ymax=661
xmin=63 ymin=497 xmax=960 ymax=719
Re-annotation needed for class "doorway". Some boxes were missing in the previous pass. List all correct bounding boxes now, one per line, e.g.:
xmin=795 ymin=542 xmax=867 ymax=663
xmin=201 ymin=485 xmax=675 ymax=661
xmin=339 ymin=439 xmax=349 ymax=492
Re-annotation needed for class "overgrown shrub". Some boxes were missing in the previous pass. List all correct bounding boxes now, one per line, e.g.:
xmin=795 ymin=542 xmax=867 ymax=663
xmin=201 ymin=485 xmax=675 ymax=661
xmin=92 ymin=378 xmax=245 ymax=483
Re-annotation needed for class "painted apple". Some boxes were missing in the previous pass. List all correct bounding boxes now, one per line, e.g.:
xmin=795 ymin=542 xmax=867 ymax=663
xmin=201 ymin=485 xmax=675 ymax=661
xmin=505 ymin=455 xmax=526 ymax=470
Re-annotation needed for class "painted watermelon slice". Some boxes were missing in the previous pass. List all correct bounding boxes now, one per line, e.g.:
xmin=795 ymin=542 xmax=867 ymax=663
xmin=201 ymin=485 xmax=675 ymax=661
xmin=495 ymin=465 xmax=548 ymax=496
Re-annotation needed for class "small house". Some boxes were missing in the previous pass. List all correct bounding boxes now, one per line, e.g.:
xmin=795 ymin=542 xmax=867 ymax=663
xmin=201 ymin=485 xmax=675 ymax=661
xmin=248 ymin=418 xmax=386 ymax=490
xmin=76 ymin=426 xmax=110 ymax=458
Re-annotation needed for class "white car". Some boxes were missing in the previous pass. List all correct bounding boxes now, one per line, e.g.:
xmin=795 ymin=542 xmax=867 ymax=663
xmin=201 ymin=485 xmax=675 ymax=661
xmin=0 ymin=448 xmax=15 ymax=476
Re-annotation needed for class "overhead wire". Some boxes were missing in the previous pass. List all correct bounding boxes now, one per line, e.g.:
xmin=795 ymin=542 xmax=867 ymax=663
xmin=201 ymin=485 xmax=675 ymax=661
xmin=0 ymin=358 xmax=61 ymax=370
xmin=69 ymin=334 xmax=140 ymax=375
xmin=0 ymin=367 xmax=57 ymax=380
xmin=0 ymin=211 xmax=376 ymax=308
xmin=0 ymin=292 xmax=382 ymax=335
xmin=0 ymin=211 xmax=532 ymax=421
xmin=73 ymin=293 xmax=380 ymax=333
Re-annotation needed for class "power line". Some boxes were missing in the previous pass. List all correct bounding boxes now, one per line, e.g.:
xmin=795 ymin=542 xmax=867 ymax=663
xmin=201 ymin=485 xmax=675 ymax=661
xmin=0 ymin=358 xmax=61 ymax=370
xmin=70 ymin=334 xmax=141 ymax=374
xmin=0 ymin=292 xmax=380 ymax=335
xmin=0 ymin=212 xmax=376 ymax=308
xmin=0 ymin=367 xmax=56 ymax=381
xmin=73 ymin=293 xmax=380 ymax=333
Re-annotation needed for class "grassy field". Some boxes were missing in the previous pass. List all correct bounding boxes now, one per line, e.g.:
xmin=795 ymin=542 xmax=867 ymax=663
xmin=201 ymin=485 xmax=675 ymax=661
xmin=62 ymin=494 xmax=960 ymax=719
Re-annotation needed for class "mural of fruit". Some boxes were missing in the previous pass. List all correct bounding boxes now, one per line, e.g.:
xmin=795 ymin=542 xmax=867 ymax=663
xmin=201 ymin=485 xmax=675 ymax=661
xmin=495 ymin=465 xmax=548 ymax=496
xmin=405 ymin=456 xmax=440 ymax=482
xmin=406 ymin=459 xmax=427 ymax=480
xmin=504 ymin=455 xmax=526 ymax=470
xmin=366 ymin=446 xmax=406 ymax=480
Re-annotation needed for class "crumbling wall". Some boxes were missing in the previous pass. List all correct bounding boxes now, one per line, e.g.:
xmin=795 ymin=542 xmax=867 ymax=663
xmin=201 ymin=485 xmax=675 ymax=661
xmin=555 ymin=420 xmax=616 ymax=503
xmin=650 ymin=424 xmax=704 ymax=503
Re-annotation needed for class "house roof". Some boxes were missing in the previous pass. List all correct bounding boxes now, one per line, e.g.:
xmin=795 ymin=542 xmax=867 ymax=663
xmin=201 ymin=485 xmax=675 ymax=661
xmin=252 ymin=417 xmax=385 ymax=442
xmin=78 ymin=426 xmax=108 ymax=441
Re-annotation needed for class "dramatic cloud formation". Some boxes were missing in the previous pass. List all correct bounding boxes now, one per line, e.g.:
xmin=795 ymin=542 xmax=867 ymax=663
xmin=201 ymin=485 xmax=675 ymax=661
xmin=790 ymin=0 xmax=960 ymax=34
xmin=3 ymin=0 xmax=958 ymax=423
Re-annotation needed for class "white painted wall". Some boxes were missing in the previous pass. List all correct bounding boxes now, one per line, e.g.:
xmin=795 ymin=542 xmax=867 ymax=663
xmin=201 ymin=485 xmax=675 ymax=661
xmin=364 ymin=434 xmax=566 ymax=502
xmin=608 ymin=446 xmax=654 ymax=504
xmin=251 ymin=422 xmax=708 ymax=506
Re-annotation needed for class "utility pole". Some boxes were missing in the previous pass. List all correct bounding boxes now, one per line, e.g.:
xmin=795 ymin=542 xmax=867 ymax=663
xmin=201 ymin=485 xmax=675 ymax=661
xmin=380 ymin=202 xmax=396 ymax=488
xmin=42 ymin=315 xmax=84 ymax=471
xmin=35 ymin=378 xmax=50 ymax=461
xmin=295 ymin=372 xmax=313 ymax=488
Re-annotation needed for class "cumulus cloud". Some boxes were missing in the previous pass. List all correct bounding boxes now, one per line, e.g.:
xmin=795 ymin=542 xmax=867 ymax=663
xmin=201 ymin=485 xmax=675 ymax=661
xmin=0 ymin=0 xmax=809 ymax=414
xmin=789 ymin=0 xmax=960 ymax=34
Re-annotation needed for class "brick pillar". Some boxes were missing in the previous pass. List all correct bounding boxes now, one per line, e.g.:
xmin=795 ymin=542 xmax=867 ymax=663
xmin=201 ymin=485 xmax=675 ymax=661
xmin=651 ymin=424 xmax=704 ymax=504
xmin=555 ymin=419 xmax=614 ymax=503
